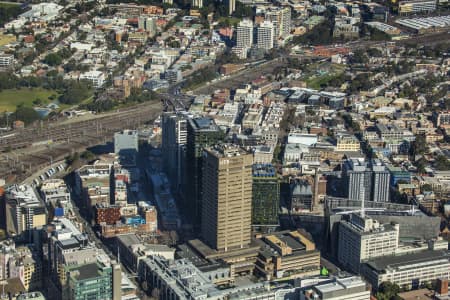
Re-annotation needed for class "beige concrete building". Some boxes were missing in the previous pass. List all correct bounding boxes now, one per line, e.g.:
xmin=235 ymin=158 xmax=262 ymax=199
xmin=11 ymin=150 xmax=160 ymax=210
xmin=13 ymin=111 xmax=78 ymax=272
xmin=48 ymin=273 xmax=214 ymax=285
xmin=201 ymin=145 xmax=253 ymax=252
xmin=336 ymin=133 xmax=361 ymax=152
xmin=255 ymin=231 xmax=321 ymax=280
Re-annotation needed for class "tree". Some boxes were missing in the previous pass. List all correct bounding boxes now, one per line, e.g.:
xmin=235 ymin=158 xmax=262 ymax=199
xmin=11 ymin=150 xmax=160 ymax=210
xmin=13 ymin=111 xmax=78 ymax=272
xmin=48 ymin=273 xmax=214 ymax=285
xmin=411 ymin=134 xmax=429 ymax=157
xmin=415 ymin=157 xmax=428 ymax=174
xmin=376 ymin=282 xmax=401 ymax=300
xmin=0 ymin=5 xmax=22 ymax=26
xmin=293 ymin=21 xmax=333 ymax=45
xmin=351 ymin=50 xmax=369 ymax=64
xmin=367 ymin=26 xmax=391 ymax=41
xmin=65 ymin=152 xmax=79 ymax=166
xmin=12 ymin=105 xmax=40 ymax=125
xmin=80 ymin=150 xmax=96 ymax=162
xmin=59 ymin=80 xmax=93 ymax=104
xmin=421 ymin=184 xmax=432 ymax=192
xmin=184 ymin=66 xmax=217 ymax=89
xmin=232 ymin=1 xmax=254 ymax=18
xmin=43 ymin=53 xmax=63 ymax=66
xmin=342 ymin=114 xmax=360 ymax=132
xmin=434 ymin=155 xmax=450 ymax=171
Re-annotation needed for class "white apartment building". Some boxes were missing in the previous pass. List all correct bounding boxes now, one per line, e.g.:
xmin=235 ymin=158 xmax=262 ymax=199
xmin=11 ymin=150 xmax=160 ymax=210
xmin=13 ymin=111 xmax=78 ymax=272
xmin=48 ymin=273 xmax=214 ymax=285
xmin=79 ymin=71 xmax=106 ymax=88
xmin=257 ymin=21 xmax=274 ymax=50
xmin=338 ymin=214 xmax=399 ymax=274
xmin=265 ymin=7 xmax=291 ymax=39
xmin=0 ymin=54 xmax=14 ymax=68
xmin=236 ymin=19 xmax=254 ymax=49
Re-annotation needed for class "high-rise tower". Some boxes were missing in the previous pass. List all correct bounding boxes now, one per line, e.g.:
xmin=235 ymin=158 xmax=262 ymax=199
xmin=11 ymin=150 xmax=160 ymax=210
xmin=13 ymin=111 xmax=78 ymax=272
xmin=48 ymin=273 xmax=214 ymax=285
xmin=161 ymin=112 xmax=187 ymax=192
xmin=256 ymin=21 xmax=274 ymax=50
xmin=201 ymin=145 xmax=253 ymax=251
xmin=185 ymin=117 xmax=225 ymax=227
xmin=236 ymin=19 xmax=254 ymax=48
xmin=371 ymin=159 xmax=390 ymax=202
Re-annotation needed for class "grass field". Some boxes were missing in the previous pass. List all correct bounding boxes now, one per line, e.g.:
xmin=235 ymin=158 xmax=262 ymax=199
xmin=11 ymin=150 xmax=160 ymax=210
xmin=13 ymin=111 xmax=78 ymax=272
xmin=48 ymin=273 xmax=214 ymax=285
xmin=306 ymin=74 xmax=340 ymax=89
xmin=305 ymin=63 xmax=346 ymax=89
xmin=0 ymin=33 xmax=16 ymax=46
xmin=218 ymin=16 xmax=241 ymax=27
xmin=0 ymin=2 xmax=21 ymax=8
xmin=0 ymin=88 xmax=61 ymax=112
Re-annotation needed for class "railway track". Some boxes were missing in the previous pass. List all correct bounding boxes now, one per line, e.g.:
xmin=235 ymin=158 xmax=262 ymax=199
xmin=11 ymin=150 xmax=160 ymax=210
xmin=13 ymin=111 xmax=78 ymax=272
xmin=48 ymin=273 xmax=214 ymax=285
xmin=0 ymin=101 xmax=162 ymax=182
xmin=0 ymin=102 xmax=160 ymax=151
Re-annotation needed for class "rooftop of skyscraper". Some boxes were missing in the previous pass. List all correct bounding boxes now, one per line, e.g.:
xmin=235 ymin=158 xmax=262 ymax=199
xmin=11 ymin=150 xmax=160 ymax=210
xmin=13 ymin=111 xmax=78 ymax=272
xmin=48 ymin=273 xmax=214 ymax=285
xmin=190 ymin=116 xmax=220 ymax=131
xmin=252 ymin=164 xmax=276 ymax=177
xmin=342 ymin=213 xmax=398 ymax=235
xmin=345 ymin=158 xmax=369 ymax=172
xmin=206 ymin=144 xmax=249 ymax=157
xmin=70 ymin=262 xmax=104 ymax=281
xmin=292 ymin=180 xmax=312 ymax=196
xmin=6 ymin=184 xmax=42 ymax=207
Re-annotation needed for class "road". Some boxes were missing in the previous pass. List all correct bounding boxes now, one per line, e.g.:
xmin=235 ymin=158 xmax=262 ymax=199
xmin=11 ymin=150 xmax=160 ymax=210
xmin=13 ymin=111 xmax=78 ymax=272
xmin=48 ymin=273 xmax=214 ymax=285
xmin=65 ymin=176 xmax=148 ymax=297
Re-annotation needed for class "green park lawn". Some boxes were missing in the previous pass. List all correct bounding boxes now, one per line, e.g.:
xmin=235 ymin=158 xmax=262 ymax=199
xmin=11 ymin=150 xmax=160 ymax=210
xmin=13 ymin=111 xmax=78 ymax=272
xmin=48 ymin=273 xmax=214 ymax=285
xmin=0 ymin=2 xmax=20 ymax=8
xmin=306 ymin=74 xmax=339 ymax=90
xmin=0 ymin=88 xmax=61 ymax=112
xmin=305 ymin=63 xmax=346 ymax=89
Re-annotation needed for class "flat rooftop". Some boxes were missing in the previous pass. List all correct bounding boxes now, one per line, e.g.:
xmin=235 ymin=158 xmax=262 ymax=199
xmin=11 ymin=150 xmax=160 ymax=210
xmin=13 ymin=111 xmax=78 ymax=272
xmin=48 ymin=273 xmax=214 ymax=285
xmin=189 ymin=117 xmax=220 ymax=132
xmin=6 ymin=184 xmax=42 ymax=207
xmin=117 ymin=233 xmax=141 ymax=247
xmin=252 ymin=164 xmax=276 ymax=177
xmin=365 ymin=250 xmax=450 ymax=272
xmin=72 ymin=263 xmax=102 ymax=281
xmin=315 ymin=276 xmax=367 ymax=295
xmin=205 ymin=144 xmax=249 ymax=158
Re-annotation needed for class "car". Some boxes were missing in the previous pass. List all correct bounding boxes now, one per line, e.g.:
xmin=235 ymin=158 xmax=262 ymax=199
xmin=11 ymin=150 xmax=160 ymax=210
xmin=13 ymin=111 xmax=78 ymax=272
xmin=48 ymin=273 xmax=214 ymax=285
xmin=39 ymin=174 xmax=46 ymax=181
xmin=33 ymin=179 xmax=40 ymax=186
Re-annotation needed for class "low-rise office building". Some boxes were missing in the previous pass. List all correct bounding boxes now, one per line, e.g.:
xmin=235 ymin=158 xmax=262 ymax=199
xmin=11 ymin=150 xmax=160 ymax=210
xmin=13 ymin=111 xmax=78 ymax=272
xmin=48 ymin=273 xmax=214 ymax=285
xmin=361 ymin=250 xmax=450 ymax=290
xmin=301 ymin=276 xmax=371 ymax=300
xmin=116 ymin=234 xmax=174 ymax=273
xmin=139 ymin=255 xmax=278 ymax=300
xmin=254 ymin=231 xmax=321 ymax=280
